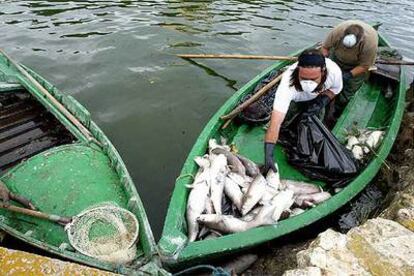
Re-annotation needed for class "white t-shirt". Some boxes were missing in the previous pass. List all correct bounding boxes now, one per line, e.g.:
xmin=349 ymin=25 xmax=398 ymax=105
xmin=273 ymin=58 xmax=343 ymax=114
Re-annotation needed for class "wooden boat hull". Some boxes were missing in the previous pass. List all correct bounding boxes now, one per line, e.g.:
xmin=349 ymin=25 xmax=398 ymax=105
xmin=0 ymin=53 xmax=164 ymax=274
xmin=158 ymin=33 xmax=408 ymax=267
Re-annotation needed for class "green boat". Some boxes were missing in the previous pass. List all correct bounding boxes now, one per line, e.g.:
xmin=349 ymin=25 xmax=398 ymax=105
xmin=0 ymin=51 xmax=166 ymax=274
xmin=158 ymin=33 xmax=407 ymax=267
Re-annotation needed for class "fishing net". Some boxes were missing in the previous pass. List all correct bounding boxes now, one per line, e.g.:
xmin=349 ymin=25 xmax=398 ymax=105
xmin=238 ymin=69 xmax=282 ymax=124
xmin=65 ymin=202 xmax=139 ymax=264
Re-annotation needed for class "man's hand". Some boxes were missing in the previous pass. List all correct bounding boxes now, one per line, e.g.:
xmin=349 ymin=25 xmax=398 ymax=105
xmin=263 ymin=142 xmax=277 ymax=174
xmin=342 ymin=71 xmax=353 ymax=82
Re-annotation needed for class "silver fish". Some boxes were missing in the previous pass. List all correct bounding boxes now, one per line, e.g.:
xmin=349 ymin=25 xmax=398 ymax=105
xmin=211 ymin=148 xmax=246 ymax=176
xmin=366 ymin=130 xmax=383 ymax=149
xmin=346 ymin=136 xmax=359 ymax=150
xmin=197 ymin=214 xmax=255 ymax=233
xmin=209 ymin=154 xmax=228 ymax=214
xmin=290 ymin=208 xmax=305 ymax=216
xmin=236 ymin=154 xmax=260 ymax=177
xmin=271 ymin=189 xmax=295 ymax=222
xmin=241 ymin=174 xmax=267 ymax=216
xmin=224 ymin=176 xmax=244 ymax=211
xmin=295 ymin=192 xmax=332 ymax=208
xmin=266 ymin=167 xmax=280 ymax=190
xmin=209 ymin=138 xmax=231 ymax=152
xmin=260 ymin=184 xmax=279 ymax=204
xmin=352 ymin=145 xmax=364 ymax=160
xmin=202 ymin=230 xmax=222 ymax=240
xmin=241 ymin=206 xmax=262 ymax=222
xmin=227 ymin=172 xmax=251 ymax=188
xmin=205 ymin=197 xmax=214 ymax=214
xmin=194 ymin=155 xmax=210 ymax=171
xmin=281 ymin=179 xmax=322 ymax=195
xmin=186 ymin=180 xmax=210 ymax=242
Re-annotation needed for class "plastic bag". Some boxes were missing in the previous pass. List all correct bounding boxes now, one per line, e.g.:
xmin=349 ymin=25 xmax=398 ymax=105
xmin=280 ymin=115 xmax=359 ymax=188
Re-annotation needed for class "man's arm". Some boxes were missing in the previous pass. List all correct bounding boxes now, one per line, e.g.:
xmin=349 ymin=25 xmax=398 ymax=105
xmin=265 ymin=110 xmax=286 ymax=144
xmin=350 ymin=65 xmax=370 ymax=77
xmin=321 ymin=46 xmax=330 ymax=57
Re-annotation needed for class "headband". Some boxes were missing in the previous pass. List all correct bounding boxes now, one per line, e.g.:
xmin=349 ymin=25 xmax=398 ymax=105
xmin=298 ymin=54 xmax=326 ymax=67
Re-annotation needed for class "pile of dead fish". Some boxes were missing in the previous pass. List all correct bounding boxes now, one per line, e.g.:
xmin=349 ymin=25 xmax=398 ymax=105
xmin=346 ymin=130 xmax=384 ymax=160
xmin=186 ymin=139 xmax=332 ymax=242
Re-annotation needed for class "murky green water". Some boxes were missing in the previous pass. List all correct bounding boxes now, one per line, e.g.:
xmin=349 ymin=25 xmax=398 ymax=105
xmin=1 ymin=0 xmax=413 ymax=238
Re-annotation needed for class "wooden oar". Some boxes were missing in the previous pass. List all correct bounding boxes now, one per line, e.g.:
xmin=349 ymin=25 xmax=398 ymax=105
xmin=178 ymin=53 xmax=414 ymax=66
xmin=177 ymin=54 xmax=298 ymax=61
xmin=0 ymin=203 xmax=72 ymax=224
xmin=0 ymin=49 xmax=99 ymax=145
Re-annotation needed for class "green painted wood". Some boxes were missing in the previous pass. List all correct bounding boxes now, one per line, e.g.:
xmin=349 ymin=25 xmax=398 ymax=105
xmin=0 ymin=53 xmax=161 ymax=274
xmin=158 ymin=33 xmax=408 ymax=267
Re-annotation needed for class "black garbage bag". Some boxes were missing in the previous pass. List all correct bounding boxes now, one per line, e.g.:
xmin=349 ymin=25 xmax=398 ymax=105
xmin=280 ymin=114 xmax=359 ymax=188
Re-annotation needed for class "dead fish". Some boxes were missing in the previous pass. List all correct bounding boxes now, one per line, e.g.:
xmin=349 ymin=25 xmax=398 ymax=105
xmin=241 ymin=206 xmax=262 ymax=222
xmin=352 ymin=145 xmax=364 ymax=160
xmin=266 ymin=167 xmax=280 ymax=190
xmin=212 ymin=148 xmax=246 ymax=176
xmin=186 ymin=181 xmax=210 ymax=242
xmin=202 ymin=230 xmax=222 ymax=240
xmin=260 ymin=184 xmax=279 ymax=204
xmin=271 ymin=189 xmax=295 ymax=222
xmin=209 ymin=154 xmax=228 ymax=215
xmin=197 ymin=214 xmax=254 ymax=233
xmin=366 ymin=130 xmax=384 ymax=149
xmin=241 ymin=174 xmax=267 ymax=216
xmin=227 ymin=172 xmax=252 ymax=188
xmin=194 ymin=155 xmax=210 ymax=171
xmin=294 ymin=192 xmax=332 ymax=208
xmin=205 ymin=197 xmax=214 ymax=214
xmin=290 ymin=208 xmax=306 ymax=216
xmin=346 ymin=136 xmax=359 ymax=150
xmin=236 ymin=154 xmax=260 ymax=177
xmin=209 ymin=138 xmax=231 ymax=152
xmin=249 ymin=200 xmax=276 ymax=226
xmin=224 ymin=176 xmax=244 ymax=211
xmin=281 ymin=180 xmax=322 ymax=195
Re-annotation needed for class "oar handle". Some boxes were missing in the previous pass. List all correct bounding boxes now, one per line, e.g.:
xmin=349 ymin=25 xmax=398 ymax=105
xmin=177 ymin=54 xmax=298 ymax=61
xmin=0 ymin=203 xmax=72 ymax=224
xmin=0 ymin=49 xmax=99 ymax=145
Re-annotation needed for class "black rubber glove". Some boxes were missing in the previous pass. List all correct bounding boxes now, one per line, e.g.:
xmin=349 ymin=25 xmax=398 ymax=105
xmin=264 ymin=142 xmax=277 ymax=174
xmin=302 ymin=94 xmax=331 ymax=117
xmin=342 ymin=71 xmax=353 ymax=82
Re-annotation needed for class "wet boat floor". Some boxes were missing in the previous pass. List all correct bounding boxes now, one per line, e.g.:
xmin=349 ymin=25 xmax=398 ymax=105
xmin=0 ymin=90 xmax=74 ymax=173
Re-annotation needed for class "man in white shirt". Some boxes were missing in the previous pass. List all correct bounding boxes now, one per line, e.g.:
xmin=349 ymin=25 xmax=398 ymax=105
xmin=263 ymin=49 xmax=343 ymax=173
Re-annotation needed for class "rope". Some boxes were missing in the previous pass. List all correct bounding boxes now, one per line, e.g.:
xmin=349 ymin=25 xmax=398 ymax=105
xmin=173 ymin=265 xmax=230 ymax=276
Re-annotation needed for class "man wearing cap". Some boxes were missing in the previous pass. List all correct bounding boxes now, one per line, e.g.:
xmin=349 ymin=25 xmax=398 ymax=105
xmin=322 ymin=20 xmax=378 ymax=109
xmin=263 ymin=49 xmax=343 ymax=173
